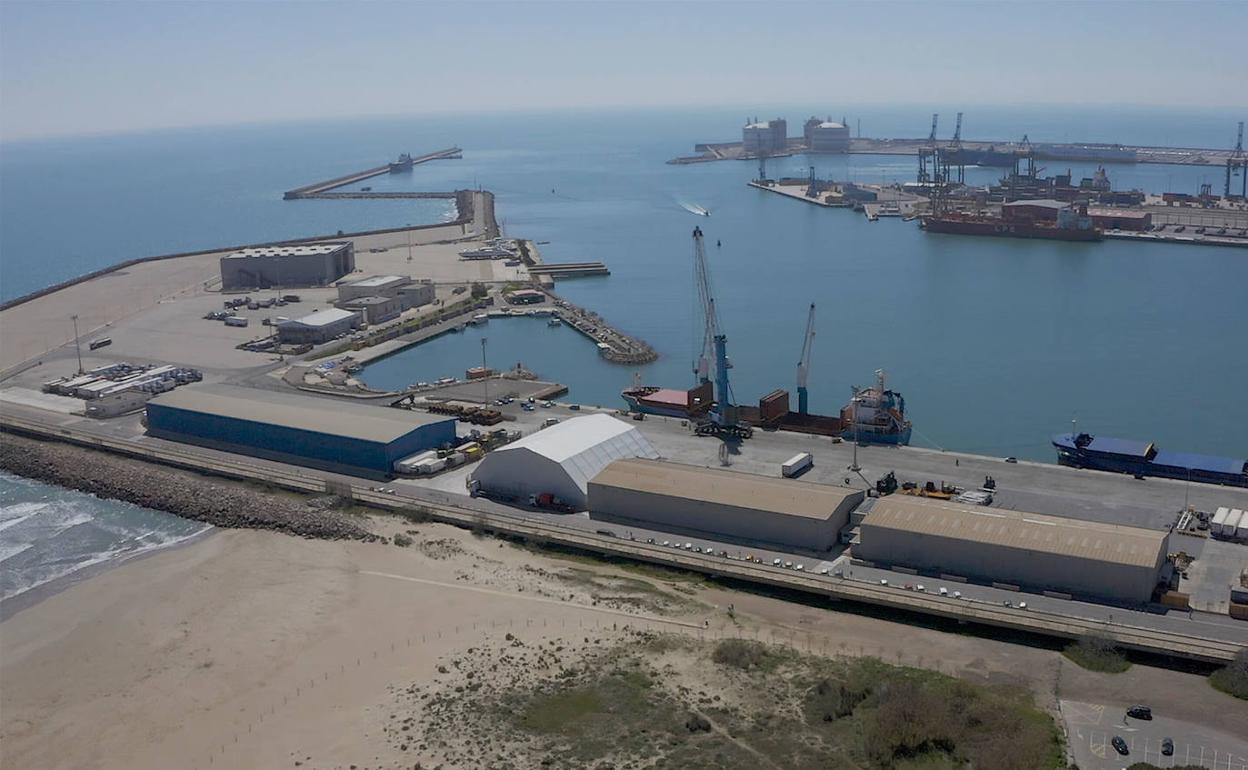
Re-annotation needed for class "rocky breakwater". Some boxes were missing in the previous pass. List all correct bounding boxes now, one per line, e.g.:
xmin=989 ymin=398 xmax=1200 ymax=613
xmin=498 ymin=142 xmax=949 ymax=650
xmin=0 ymin=433 xmax=372 ymax=541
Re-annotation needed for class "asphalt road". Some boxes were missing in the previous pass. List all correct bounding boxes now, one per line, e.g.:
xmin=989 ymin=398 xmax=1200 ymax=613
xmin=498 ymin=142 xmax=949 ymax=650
xmin=1062 ymin=700 xmax=1248 ymax=770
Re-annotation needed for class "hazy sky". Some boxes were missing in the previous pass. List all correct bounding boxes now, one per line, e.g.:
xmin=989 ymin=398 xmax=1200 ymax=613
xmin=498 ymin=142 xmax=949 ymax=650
xmin=2 ymin=0 xmax=1245 ymax=142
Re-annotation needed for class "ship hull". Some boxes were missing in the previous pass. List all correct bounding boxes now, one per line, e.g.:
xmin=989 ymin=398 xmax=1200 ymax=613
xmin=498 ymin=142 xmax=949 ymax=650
xmin=1053 ymin=437 xmax=1248 ymax=488
xmin=923 ymin=217 xmax=1102 ymax=242
xmin=844 ymin=425 xmax=912 ymax=446
xmin=621 ymin=392 xmax=697 ymax=419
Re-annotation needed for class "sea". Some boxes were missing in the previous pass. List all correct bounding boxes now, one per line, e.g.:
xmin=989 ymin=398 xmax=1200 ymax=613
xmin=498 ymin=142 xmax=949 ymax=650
xmin=2 ymin=104 xmax=1246 ymax=601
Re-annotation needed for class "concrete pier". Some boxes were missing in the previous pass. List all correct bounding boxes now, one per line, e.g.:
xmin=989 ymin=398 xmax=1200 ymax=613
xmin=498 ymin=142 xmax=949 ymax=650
xmin=283 ymin=147 xmax=462 ymax=199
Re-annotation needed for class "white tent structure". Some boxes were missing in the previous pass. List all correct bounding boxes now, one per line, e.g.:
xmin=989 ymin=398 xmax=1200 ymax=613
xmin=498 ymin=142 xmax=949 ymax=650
xmin=469 ymin=414 xmax=659 ymax=510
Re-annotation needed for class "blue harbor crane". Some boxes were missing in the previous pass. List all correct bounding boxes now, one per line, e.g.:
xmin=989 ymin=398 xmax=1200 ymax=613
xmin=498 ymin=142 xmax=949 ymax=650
xmin=690 ymin=226 xmax=752 ymax=439
xmin=796 ymin=303 xmax=816 ymax=414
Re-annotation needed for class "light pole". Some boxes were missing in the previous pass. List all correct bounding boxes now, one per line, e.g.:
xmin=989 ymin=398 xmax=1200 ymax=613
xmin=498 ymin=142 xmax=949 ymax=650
xmin=406 ymin=224 xmax=413 ymax=263
xmin=481 ymin=337 xmax=489 ymax=404
xmin=71 ymin=314 xmax=83 ymax=374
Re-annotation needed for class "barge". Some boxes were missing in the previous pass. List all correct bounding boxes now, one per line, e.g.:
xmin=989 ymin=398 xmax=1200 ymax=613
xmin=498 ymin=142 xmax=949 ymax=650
xmin=1053 ymin=433 xmax=1248 ymax=488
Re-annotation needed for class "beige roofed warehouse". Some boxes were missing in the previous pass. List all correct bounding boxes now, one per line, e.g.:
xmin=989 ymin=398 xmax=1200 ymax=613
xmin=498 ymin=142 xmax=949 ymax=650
xmin=856 ymin=497 xmax=1168 ymax=604
xmin=588 ymin=459 xmax=864 ymax=551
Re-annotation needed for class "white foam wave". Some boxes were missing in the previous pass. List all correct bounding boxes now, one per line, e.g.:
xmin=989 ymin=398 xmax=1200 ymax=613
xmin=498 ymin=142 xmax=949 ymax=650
xmin=1 ymin=524 xmax=210 ymax=601
xmin=0 ymin=501 xmax=50 ymax=532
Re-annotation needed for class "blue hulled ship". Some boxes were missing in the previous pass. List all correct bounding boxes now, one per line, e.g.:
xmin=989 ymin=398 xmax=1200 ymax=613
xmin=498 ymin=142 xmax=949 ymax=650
xmin=1053 ymin=432 xmax=1248 ymax=488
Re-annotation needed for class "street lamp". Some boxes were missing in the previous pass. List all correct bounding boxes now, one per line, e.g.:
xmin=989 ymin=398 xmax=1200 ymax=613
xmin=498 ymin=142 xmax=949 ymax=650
xmin=481 ymin=337 xmax=489 ymax=404
xmin=71 ymin=314 xmax=83 ymax=374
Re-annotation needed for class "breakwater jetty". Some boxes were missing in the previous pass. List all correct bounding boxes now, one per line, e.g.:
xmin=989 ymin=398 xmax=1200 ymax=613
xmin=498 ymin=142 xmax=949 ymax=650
xmin=551 ymin=294 xmax=657 ymax=365
xmin=283 ymin=147 xmax=463 ymax=199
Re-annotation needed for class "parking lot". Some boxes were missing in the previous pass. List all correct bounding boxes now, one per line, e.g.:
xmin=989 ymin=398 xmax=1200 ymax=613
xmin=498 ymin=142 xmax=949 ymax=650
xmin=1063 ymin=700 xmax=1248 ymax=770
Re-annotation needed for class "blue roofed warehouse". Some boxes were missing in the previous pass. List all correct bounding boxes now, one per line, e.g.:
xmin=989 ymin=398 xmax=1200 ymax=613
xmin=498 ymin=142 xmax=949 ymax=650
xmin=144 ymin=385 xmax=456 ymax=479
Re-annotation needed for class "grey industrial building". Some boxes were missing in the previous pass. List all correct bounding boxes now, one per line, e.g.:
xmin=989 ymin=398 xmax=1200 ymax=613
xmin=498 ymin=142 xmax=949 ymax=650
xmin=588 ymin=459 xmax=865 ymax=551
xmin=144 ymin=384 xmax=456 ymax=479
xmin=742 ymin=118 xmax=787 ymax=155
xmin=337 ymin=295 xmax=402 ymax=325
xmin=337 ymin=275 xmax=412 ymax=302
xmin=219 ymin=242 xmax=355 ymax=291
xmin=276 ymin=308 xmax=361 ymax=345
xmin=856 ymin=497 xmax=1168 ymax=604
xmin=805 ymin=120 xmax=850 ymax=153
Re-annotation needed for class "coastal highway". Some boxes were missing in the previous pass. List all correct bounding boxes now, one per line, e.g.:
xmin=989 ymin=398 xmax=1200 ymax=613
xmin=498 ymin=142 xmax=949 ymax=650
xmin=2 ymin=405 xmax=1244 ymax=664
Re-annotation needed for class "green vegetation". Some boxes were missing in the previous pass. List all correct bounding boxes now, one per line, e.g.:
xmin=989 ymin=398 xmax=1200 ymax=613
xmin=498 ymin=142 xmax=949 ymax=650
xmin=1063 ymin=633 xmax=1131 ymax=673
xmin=424 ymin=633 xmax=1063 ymax=770
xmin=391 ymin=533 xmax=413 ymax=547
xmin=470 ymin=282 xmax=488 ymax=298
xmin=711 ymin=638 xmax=782 ymax=672
xmin=1209 ymin=647 xmax=1248 ymax=700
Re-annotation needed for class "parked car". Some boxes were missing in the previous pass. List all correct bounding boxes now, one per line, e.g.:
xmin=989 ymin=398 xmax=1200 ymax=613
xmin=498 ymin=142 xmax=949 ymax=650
xmin=1127 ymin=705 xmax=1153 ymax=720
xmin=1161 ymin=738 xmax=1174 ymax=756
xmin=1111 ymin=736 xmax=1129 ymax=756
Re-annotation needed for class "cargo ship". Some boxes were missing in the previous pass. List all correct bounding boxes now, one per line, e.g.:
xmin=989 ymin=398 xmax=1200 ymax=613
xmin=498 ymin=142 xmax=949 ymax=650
xmin=942 ymin=146 xmax=1016 ymax=167
xmin=1053 ymin=433 xmax=1248 ymax=488
xmin=621 ymin=381 xmax=713 ymax=419
xmin=840 ymin=370 xmax=912 ymax=446
xmin=921 ymin=200 xmax=1102 ymax=242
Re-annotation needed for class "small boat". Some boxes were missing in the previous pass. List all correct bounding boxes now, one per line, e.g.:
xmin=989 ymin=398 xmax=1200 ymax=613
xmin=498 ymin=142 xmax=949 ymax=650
xmin=548 ymin=317 xmax=562 ymax=327
xmin=454 ymin=324 xmax=467 ymax=332
xmin=469 ymin=314 xmax=488 ymax=325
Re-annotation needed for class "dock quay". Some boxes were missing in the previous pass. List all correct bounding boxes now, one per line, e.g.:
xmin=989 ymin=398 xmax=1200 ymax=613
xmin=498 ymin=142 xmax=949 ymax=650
xmin=283 ymin=147 xmax=462 ymax=199
xmin=674 ymin=136 xmax=1244 ymax=169
xmin=527 ymin=261 xmax=610 ymax=280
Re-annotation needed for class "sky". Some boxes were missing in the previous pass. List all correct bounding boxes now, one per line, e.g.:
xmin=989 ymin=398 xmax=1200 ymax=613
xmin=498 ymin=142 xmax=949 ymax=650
xmin=2 ymin=0 xmax=1246 ymax=142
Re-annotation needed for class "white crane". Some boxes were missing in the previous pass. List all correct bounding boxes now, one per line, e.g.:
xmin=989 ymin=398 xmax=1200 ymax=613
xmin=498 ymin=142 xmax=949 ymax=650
xmin=796 ymin=303 xmax=815 ymax=414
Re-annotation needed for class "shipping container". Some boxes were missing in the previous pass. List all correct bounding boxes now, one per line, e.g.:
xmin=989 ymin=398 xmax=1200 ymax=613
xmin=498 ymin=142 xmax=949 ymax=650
xmin=224 ymin=316 xmax=249 ymax=327
xmin=1211 ymin=507 xmax=1230 ymax=535
xmin=759 ymin=389 xmax=790 ymax=423
xmin=1222 ymin=509 xmax=1243 ymax=538
xmin=782 ymin=452 xmax=814 ymax=478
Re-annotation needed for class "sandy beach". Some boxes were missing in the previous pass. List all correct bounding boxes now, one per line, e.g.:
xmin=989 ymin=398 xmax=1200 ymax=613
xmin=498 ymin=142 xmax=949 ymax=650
xmin=3 ymin=510 xmax=1245 ymax=770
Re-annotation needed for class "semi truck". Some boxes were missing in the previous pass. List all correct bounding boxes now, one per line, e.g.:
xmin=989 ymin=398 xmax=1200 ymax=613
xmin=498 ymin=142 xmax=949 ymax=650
xmin=782 ymin=452 xmax=813 ymax=478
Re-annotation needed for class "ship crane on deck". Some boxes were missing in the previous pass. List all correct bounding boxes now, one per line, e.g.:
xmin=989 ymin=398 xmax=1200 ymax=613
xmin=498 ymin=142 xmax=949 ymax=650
xmin=796 ymin=303 xmax=816 ymax=414
xmin=691 ymin=226 xmax=752 ymax=439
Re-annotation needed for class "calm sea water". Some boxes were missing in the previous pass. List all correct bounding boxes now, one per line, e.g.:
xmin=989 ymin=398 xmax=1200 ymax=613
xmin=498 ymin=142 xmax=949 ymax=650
xmin=1 ymin=106 xmax=1245 ymax=594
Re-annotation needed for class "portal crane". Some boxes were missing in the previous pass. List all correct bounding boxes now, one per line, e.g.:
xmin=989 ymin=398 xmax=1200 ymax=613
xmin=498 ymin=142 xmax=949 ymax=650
xmin=691 ymin=227 xmax=751 ymax=439
xmin=796 ymin=303 xmax=816 ymax=414
xmin=927 ymin=113 xmax=939 ymax=145
xmin=1226 ymin=121 xmax=1246 ymax=200
xmin=949 ymin=112 xmax=963 ymax=149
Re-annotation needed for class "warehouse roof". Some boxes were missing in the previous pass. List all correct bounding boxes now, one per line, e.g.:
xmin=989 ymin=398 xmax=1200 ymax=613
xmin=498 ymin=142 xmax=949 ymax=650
xmin=1003 ymin=199 xmax=1069 ymax=210
xmin=346 ymin=275 xmax=409 ymax=288
xmin=862 ymin=497 xmax=1166 ymax=568
xmin=147 ymin=384 xmax=451 ymax=443
xmin=492 ymin=414 xmax=658 ymax=490
xmin=224 ymin=243 xmax=349 ymax=259
xmin=280 ymin=308 xmax=358 ymax=328
xmin=591 ymin=458 xmax=862 ymax=521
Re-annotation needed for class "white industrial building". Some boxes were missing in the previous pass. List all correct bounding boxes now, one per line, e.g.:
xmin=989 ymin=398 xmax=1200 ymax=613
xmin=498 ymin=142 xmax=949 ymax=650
xmin=589 ymin=459 xmax=864 ymax=551
xmin=275 ymin=307 xmax=362 ymax=345
xmin=468 ymin=414 xmax=659 ymax=510
xmin=856 ymin=497 xmax=1168 ymax=604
